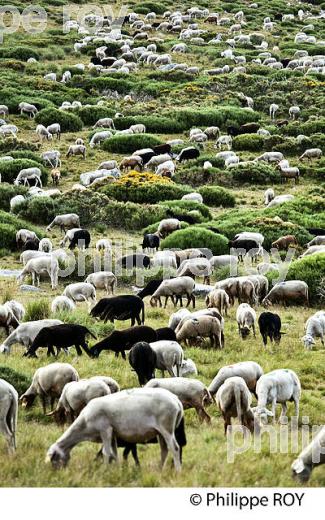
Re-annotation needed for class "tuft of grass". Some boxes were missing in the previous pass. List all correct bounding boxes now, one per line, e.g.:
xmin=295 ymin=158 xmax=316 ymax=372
xmin=24 ymin=300 xmax=50 ymax=322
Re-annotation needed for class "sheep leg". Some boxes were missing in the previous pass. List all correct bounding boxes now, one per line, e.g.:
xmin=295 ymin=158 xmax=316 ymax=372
xmin=197 ymin=406 xmax=211 ymax=424
xmin=0 ymin=416 xmax=15 ymax=453
xmin=80 ymin=341 xmax=92 ymax=357
xmin=74 ymin=344 xmax=83 ymax=356
xmin=124 ymin=445 xmax=140 ymax=466
xmin=280 ymin=402 xmax=287 ymax=419
xmin=252 ymin=324 xmax=256 ymax=338
xmin=100 ymin=427 xmax=116 ymax=464
xmin=158 ymin=434 xmax=168 ymax=469
xmin=223 ymin=414 xmax=231 ymax=435
xmin=294 ymin=398 xmax=299 ymax=418
xmin=164 ymin=296 xmax=169 ymax=308
xmin=40 ymin=395 xmax=47 ymax=414
xmin=121 ymin=350 xmax=126 ymax=360
xmin=271 ymin=399 xmax=277 ymax=423
xmin=50 ymin=396 xmax=56 ymax=411
xmin=185 ymin=293 xmax=191 ymax=307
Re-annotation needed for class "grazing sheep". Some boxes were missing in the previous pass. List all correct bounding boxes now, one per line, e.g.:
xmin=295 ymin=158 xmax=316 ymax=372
xmin=262 ymin=281 xmax=309 ymax=307
xmin=14 ymin=168 xmax=42 ymax=188
xmin=264 ymin=188 xmax=275 ymax=205
xmin=19 ymin=102 xmax=38 ymax=118
xmin=46 ymin=388 xmax=184 ymax=471
xmin=176 ymin=315 xmax=223 ymax=348
xmin=51 ymin=168 xmax=61 ymax=186
xmin=289 ymin=106 xmax=300 ymax=119
xmin=129 ymin=342 xmax=157 ymax=385
xmin=17 ymin=256 xmax=59 ymax=289
xmin=292 ymin=426 xmax=325 ymax=482
xmin=150 ymin=277 xmax=196 ymax=308
xmin=90 ymin=326 xmax=156 ymax=360
xmin=216 ymin=377 xmax=258 ymax=434
xmin=267 ymin=194 xmax=294 ymax=207
xmin=10 ymin=195 xmax=25 ymax=212
xmin=51 ymin=295 xmax=76 ymax=313
xmin=205 ymin=289 xmax=230 ymax=316
xmin=258 ymin=312 xmax=282 ymax=347
xmin=93 ymin=118 xmax=115 ymax=130
xmin=301 ymin=311 xmax=325 ymax=349
xmin=20 ymin=363 xmax=79 ymax=413
xmin=90 ymin=295 xmax=144 ymax=326
xmin=90 ymin=131 xmax=112 ymax=148
xmin=145 ymin=378 xmax=213 ymax=422
xmin=177 ymin=258 xmax=212 ymax=285
xmin=0 ymin=319 xmax=62 ymax=354
xmin=0 ymin=304 xmax=20 ymax=336
xmin=0 ymin=379 xmax=18 ymax=452
xmin=216 ymin=135 xmax=232 ymax=150
xmin=47 ymin=214 xmax=80 ymax=233
xmin=42 ymin=150 xmax=61 ymax=168
xmin=269 ymin=103 xmax=279 ymax=119
xmin=236 ymin=303 xmax=257 ymax=339
xmin=48 ymin=379 xmax=111 ymax=424
xmin=96 ymin=239 xmax=112 ymax=252
xmin=168 ymin=308 xmax=192 ymax=330
xmin=150 ymin=340 xmax=184 ymax=377
xmin=179 ymin=358 xmax=198 ymax=377
xmin=272 ymin=235 xmax=297 ymax=250
xmin=47 ymin=123 xmax=61 ymax=139
xmin=25 ymin=324 xmax=96 ymax=358
xmin=299 ymin=148 xmax=322 ymax=161
xmin=300 ymin=245 xmax=325 ymax=258
xmin=253 ymin=369 xmax=301 ymax=423
xmin=209 ymin=361 xmax=263 ymax=397
xmin=67 ymin=144 xmax=86 ymax=159
xmin=63 ymin=282 xmax=96 ymax=306
xmin=85 ymin=272 xmax=117 ymax=295
xmin=4 ymin=300 xmax=25 ymax=323
xmin=60 ymin=228 xmax=82 ymax=247
xmin=307 ymin=236 xmax=325 ymax=247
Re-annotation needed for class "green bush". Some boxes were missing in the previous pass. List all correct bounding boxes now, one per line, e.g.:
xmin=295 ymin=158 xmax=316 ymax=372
xmin=231 ymin=162 xmax=281 ymax=184
xmin=198 ymin=186 xmax=236 ymax=207
xmin=287 ymin=253 xmax=325 ymax=304
xmin=102 ymin=134 xmax=162 ymax=154
xmin=102 ymin=201 xmax=166 ymax=230
xmin=233 ymin=134 xmax=265 ymax=151
xmin=0 ymin=47 xmax=39 ymax=61
xmin=173 ymin=107 xmax=260 ymax=130
xmin=35 ymin=108 xmax=83 ymax=132
xmin=101 ymin=182 xmax=191 ymax=204
xmin=13 ymin=196 xmax=59 ymax=224
xmin=143 ymin=221 xmax=190 ymax=235
xmin=0 ymin=183 xmax=27 ymax=212
xmin=0 ymin=367 xmax=31 ymax=395
xmin=0 ymin=139 xmax=40 ymax=154
xmin=114 ymin=116 xmax=185 ymax=134
xmin=0 ymin=210 xmax=43 ymax=250
xmin=0 ymin=159 xmax=48 ymax=185
xmin=160 ymin=200 xmax=212 ymax=222
xmin=161 ymin=227 xmax=229 ymax=255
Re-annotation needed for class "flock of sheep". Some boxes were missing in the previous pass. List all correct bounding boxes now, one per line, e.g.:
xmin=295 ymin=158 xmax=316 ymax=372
xmin=0 ymin=0 xmax=324 ymax=486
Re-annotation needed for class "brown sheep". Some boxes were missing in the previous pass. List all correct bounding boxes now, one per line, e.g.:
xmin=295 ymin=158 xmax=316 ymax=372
xmin=51 ymin=168 xmax=61 ymax=186
xmin=271 ymin=235 xmax=297 ymax=251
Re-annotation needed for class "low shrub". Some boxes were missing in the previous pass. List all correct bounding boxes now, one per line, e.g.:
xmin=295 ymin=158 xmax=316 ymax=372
xmin=35 ymin=108 xmax=83 ymax=132
xmin=0 ymin=367 xmax=31 ymax=394
xmin=101 ymin=177 xmax=190 ymax=204
xmin=161 ymin=227 xmax=229 ymax=256
xmin=102 ymin=133 xmax=162 ymax=154
xmin=13 ymin=196 xmax=59 ymax=224
xmin=173 ymin=107 xmax=260 ymax=130
xmin=77 ymin=106 xmax=115 ymax=126
xmin=198 ymin=186 xmax=235 ymax=207
xmin=160 ymin=200 xmax=211 ymax=222
xmin=233 ymin=134 xmax=265 ymax=151
xmin=114 ymin=115 xmax=185 ymax=134
xmin=0 ymin=183 xmax=27 ymax=212
xmin=231 ymin=162 xmax=281 ymax=184
xmin=0 ymin=159 xmax=48 ymax=185
xmin=287 ymin=253 xmax=325 ymax=304
xmin=0 ymin=139 xmax=40 ymax=154
xmin=0 ymin=210 xmax=43 ymax=251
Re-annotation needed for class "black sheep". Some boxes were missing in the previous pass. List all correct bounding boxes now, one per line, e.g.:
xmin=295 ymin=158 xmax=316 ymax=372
xmin=137 ymin=279 xmax=164 ymax=299
xmin=155 ymin=327 xmax=177 ymax=342
xmin=68 ymin=229 xmax=91 ymax=249
xmin=117 ymin=253 xmax=151 ymax=269
xmin=90 ymin=295 xmax=145 ymax=326
xmin=89 ymin=326 xmax=157 ymax=359
xmin=22 ymin=238 xmax=40 ymax=251
xmin=229 ymin=238 xmax=260 ymax=261
xmin=258 ymin=312 xmax=283 ymax=346
xmin=25 ymin=324 xmax=96 ymax=358
xmin=142 ymin=233 xmax=160 ymax=252
xmin=129 ymin=341 xmax=157 ymax=385
xmin=153 ymin=143 xmax=172 ymax=155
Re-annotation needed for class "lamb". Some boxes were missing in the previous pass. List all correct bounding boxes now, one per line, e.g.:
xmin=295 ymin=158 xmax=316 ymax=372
xmin=85 ymin=272 xmax=116 ymax=295
xmin=269 ymin=103 xmax=279 ymax=119
xmin=253 ymin=369 xmax=301 ymax=423
xmin=292 ymin=426 xmax=325 ymax=482
xmin=90 ymin=326 xmax=156 ymax=359
xmin=145 ymin=377 xmax=213 ymax=422
xmin=216 ymin=135 xmax=232 ymax=150
xmin=17 ymin=256 xmax=59 ymax=289
xmin=205 ymin=289 xmax=230 ymax=316
xmin=150 ymin=340 xmax=184 ymax=377
xmin=20 ymin=363 xmax=79 ymax=413
xmin=177 ymin=258 xmax=212 ymax=284
xmin=48 ymin=379 xmax=111 ymax=424
xmin=289 ymin=106 xmax=300 ymax=119
xmin=25 ymin=324 xmax=96 ymax=358
xmin=63 ymin=282 xmax=96 ymax=306
xmin=51 ymin=168 xmax=61 ymax=186
xmin=262 ymin=281 xmax=309 ymax=307
xmin=150 ymin=277 xmax=196 ymax=308
xmin=129 ymin=342 xmax=157 ymax=385
xmin=46 ymin=388 xmax=184 ymax=471
xmin=264 ymin=188 xmax=275 ymax=205
xmin=0 ymin=379 xmax=18 ymax=452
xmin=38 ymin=238 xmax=53 ymax=253
xmin=208 ymin=361 xmax=264 ymax=397
xmin=299 ymin=148 xmax=322 ymax=161
xmin=236 ymin=303 xmax=257 ymax=339
xmin=66 ymin=144 xmax=86 ymax=159
xmin=46 ymin=213 xmax=80 ymax=233
xmin=51 ymin=295 xmax=76 ymax=313
xmin=301 ymin=311 xmax=325 ymax=349
xmin=0 ymin=319 xmax=62 ymax=354
xmin=176 ymin=315 xmax=223 ymax=348
xmin=216 ymin=377 xmax=258 ymax=434
xmin=271 ymin=235 xmax=297 ymax=250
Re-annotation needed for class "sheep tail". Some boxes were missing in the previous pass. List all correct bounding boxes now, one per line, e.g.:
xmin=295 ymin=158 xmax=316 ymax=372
xmin=234 ymin=385 xmax=242 ymax=424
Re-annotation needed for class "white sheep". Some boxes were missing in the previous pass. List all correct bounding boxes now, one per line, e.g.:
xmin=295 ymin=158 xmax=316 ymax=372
xmin=51 ymin=295 xmax=76 ymax=313
xmin=253 ymin=369 xmax=301 ymax=423
xmin=236 ymin=303 xmax=257 ymax=338
xmin=10 ymin=195 xmax=25 ymax=212
xmin=264 ymin=188 xmax=275 ymax=205
xmin=85 ymin=272 xmax=117 ymax=295
xmin=17 ymin=256 xmax=59 ymax=289
xmin=299 ymin=148 xmax=322 ymax=161
xmin=181 ymin=192 xmax=203 ymax=203
xmin=38 ymin=238 xmax=53 ymax=253
xmin=150 ymin=340 xmax=184 ymax=377
xmin=0 ymin=379 xmax=18 ymax=452
xmin=301 ymin=311 xmax=325 ymax=349
xmin=216 ymin=376 xmax=258 ymax=434
xmin=0 ymin=319 xmax=62 ymax=354
xmin=269 ymin=103 xmax=279 ymax=119
xmin=209 ymin=361 xmax=264 ymax=397
xmin=150 ymin=277 xmax=195 ymax=308
xmin=176 ymin=314 xmax=223 ymax=348
xmin=205 ymin=289 xmax=230 ymax=316
xmin=63 ymin=282 xmax=96 ymax=306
